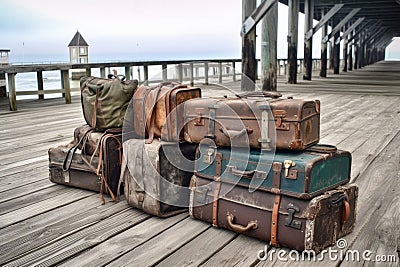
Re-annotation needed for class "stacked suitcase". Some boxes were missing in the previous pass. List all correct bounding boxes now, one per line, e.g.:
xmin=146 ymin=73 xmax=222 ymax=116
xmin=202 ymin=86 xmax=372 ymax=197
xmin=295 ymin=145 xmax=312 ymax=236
xmin=184 ymin=92 xmax=358 ymax=253
xmin=48 ymin=75 xmax=138 ymax=204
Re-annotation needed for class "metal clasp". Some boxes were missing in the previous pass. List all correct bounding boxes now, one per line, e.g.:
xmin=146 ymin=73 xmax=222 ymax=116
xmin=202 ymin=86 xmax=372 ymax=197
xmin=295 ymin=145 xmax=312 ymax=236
xmin=283 ymin=160 xmax=296 ymax=178
xmin=285 ymin=203 xmax=302 ymax=229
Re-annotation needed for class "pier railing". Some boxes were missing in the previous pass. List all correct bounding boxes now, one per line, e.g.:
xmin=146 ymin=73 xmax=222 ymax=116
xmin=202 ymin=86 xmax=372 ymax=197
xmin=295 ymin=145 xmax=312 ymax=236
xmin=0 ymin=58 xmax=338 ymax=111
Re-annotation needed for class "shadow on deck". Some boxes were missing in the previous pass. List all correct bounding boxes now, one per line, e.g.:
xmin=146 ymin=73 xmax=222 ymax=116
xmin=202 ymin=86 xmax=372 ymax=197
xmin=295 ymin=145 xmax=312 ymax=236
xmin=0 ymin=61 xmax=399 ymax=266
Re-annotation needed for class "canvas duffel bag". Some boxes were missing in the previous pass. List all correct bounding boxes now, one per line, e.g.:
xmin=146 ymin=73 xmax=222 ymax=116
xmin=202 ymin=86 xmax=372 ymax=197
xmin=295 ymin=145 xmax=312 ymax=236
xmin=80 ymin=75 xmax=138 ymax=131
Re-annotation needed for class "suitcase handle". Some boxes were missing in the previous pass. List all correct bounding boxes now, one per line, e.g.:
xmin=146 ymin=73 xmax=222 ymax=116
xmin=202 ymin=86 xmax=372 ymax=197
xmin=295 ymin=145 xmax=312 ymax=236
xmin=219 ymin=127 xmax=253 ymax=139
xmin=306 ymin=144 xmax=337 ymax=153
xmin=236 ymin=91 xmax=282 ymax=99
xmin=226 ymin=213 xmax=258 ymax=234
xmin=226 ymin=165 xmax=267 ymax=180
xmin=328 ymin=193 xmax=351 ymax=224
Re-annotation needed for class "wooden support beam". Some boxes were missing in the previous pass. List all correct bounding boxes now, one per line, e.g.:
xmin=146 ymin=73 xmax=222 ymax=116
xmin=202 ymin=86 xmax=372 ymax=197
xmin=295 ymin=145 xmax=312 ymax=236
xmin=348 ymin=30 xmax=354 ymax=71
xmin=333 ymin=19 xmax=341 ymax=74
xmin=305 ymin=4 xmax=344 ymax=40
xmin=261 ymin=0 xmax=278 ymax=91
xmin=125 ymin=66 xmax=131 ymax=80
xmin=189 ymin=63 xmax=194 ymax=86
xmin=303 ymin=0 xmax=313 ymax=80
xmin=218 ymin=62 xmax=223 ymax=84
xmin=7 ymin=73 xmax=17 ymax=111
xmin=178 ymin=64 xmax=183 ymax=83
xmin=342 ymin=24 xmax=348 ymax=72
xmin=61 ymin=69 xmax=71 ymax=104
xmin=241 ymin=0 xmax=257 ymax=91
xmin=37 ymin=71 xmax=44 ymax=100
xmin=232 ymin=61 xmax=236 ymax=82
xmin=240 ymin=0 xmax=277 ymax=37
xmin=85 ymin=67 xmax=91 ymax=77
xmin=143 ymin=65 xmax=149 ymax=85
xmin=320 ymin=9 xmax=328 ymax=77
xmin=336 ymin=17 xmax=365 ymax=45
xmin=100 ymin=67 xmax=106 ymax=78
xmin=162 ymin=63 xmax=167 ymax=82
xmin=287 ymin=0 xmax=299 ymax=84
xmin=322 ymin=8 xmax=361 ymax=43
xmin=204 ymin=62 xmax=209 ymax=85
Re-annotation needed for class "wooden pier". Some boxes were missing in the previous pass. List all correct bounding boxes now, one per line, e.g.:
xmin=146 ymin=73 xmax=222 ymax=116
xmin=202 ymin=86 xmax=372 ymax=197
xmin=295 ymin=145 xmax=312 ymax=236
xmin=0 ymin=61 xmax=399 ymax=266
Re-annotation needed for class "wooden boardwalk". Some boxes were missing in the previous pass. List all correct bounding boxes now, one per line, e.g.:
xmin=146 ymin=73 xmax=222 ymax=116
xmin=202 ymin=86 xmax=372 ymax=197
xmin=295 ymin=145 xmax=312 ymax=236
xmin=0 ymin=61 xmax=399 ymax=266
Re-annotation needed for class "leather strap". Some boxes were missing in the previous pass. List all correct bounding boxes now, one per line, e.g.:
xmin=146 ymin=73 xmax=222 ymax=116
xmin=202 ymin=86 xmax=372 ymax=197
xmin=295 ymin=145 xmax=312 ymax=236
xmin=63 ymin=128 xmax=93 ymax=172
xmin=92 ymin=87 xmax=100 ymax=129
xmin=212 ymin=178 xmax=221 ymax=227
xmin=146 ymin=84 xmax=163 ymax=144
xmin=272 ymin=162 xmax=282 ymax=193
xmin=270 ymin=194 xmax=281 ymax=247
xmin=212 ymin=153 xmax=223 ymax=227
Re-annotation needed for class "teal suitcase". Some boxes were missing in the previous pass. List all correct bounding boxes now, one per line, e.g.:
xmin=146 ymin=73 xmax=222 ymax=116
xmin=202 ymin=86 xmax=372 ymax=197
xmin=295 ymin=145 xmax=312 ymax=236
xmin=195 ymin=143 xmax=351 ymax=199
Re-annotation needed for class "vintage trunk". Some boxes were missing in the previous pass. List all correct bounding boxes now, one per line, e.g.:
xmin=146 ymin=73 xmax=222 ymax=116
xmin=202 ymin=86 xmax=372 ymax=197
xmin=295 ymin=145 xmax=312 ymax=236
xmin=195 ymin=143 xmax=351 ymax=199
xmin=121 ymin=139 xmax=198 ymax=217
xmin=190 ymin=175 xmax=358 ymax=252
xmin=131 ymin=82 xmax=201 ymax=143
xmin=48 ymin=131 xmax=122 ymax=197
xmin=183 ymin=93 xmax=320 ymax=150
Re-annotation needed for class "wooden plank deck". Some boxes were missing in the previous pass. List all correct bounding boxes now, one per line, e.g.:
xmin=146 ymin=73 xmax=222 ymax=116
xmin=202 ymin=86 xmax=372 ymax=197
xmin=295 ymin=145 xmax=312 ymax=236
xmin=0 ymin=61 xmax=399 ymax=266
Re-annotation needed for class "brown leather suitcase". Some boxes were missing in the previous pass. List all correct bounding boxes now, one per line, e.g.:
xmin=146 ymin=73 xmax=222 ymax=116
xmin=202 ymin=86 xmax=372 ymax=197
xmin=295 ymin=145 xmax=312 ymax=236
xmin=131 ymin=82 xmax=201 ymax=143
xmin=120 ymin=139 xmax=197 ymax=217
xmin=183 ymin=92 xmax=320 ymax=150
xmin=189 ymin=175 xmax=357 ymax=253
xmin=48 ymin=127 xmax=123 ymax=204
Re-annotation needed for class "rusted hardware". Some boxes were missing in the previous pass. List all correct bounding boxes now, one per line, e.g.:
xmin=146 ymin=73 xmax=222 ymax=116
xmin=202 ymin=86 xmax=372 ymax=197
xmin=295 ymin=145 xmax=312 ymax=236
xmin=283 ymin=160 xmax=296 ymax=177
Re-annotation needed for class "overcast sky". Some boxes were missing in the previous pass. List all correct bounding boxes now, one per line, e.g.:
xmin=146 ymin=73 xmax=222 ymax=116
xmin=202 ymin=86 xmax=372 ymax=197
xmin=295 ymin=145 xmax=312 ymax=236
xmin=1 ymin=0 xmax=399 ymax=63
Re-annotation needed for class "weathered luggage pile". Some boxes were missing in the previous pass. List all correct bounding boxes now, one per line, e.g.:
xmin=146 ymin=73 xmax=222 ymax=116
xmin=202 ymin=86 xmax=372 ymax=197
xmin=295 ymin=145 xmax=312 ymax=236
xmin=47 ymin=76 xmax=358 ymax=253
xmin=48 ymin=75 xmax=138 ymax=204
xmin=185 ymin=91 xmax=358 ymax=253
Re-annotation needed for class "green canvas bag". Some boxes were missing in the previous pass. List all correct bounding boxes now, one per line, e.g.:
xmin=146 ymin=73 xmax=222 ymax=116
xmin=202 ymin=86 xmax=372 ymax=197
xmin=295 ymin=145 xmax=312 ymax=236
xmin=80 ymin=75 xmax=138 ymax=131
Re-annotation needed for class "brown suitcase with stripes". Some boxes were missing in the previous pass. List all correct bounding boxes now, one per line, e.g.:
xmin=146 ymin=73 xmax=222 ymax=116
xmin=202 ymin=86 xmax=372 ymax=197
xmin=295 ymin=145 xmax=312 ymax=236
xmin=189 ymin=175 xmax=357 ymax=253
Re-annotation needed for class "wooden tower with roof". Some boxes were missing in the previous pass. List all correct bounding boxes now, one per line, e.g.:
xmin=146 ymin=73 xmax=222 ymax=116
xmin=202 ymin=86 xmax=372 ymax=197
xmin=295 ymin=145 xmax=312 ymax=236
xmin=68 ymin=31 xmax=89 ymax=64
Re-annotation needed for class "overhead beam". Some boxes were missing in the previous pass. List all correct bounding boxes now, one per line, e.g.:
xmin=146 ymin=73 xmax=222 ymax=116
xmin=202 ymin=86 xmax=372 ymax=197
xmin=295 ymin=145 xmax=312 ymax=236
xmin=322 ymin=8 xmax=361 ymax=43
xmin=347 ymin=21 xmax=374 ymax=43
xmin=241 ymin=0 xmax=277 ymax=36
xmin=305 ymin=4 xmax=344 ymax=40
xmin=336 ymin=17 xmax=365 ymax=45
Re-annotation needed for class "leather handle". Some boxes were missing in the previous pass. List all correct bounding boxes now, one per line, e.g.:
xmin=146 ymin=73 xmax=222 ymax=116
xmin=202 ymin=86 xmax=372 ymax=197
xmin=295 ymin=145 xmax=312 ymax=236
xmin=226 ymin=213 xmax=257 ymax=234
xmin=226 ymin=165 xmax=254 ymax=179
xmin=342 ymin=199 xmax=350 ymax=223
xmin=219 ymin=127 xmax=253 ymax=139
xmin=236 ymin=91 xmax=282 ymax=99
xmin=328 ymin=193 xmax=351 ymax=224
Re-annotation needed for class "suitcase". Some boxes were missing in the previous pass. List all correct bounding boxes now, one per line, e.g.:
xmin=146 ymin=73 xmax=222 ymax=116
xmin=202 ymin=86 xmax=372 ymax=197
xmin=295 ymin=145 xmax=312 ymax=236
xmin=131 ymin=82 xmax=201 ymax=143
xmin=49 ymin=128 xmax=123 ymax=203
xmin=120 ymin=139 xmax=198 ymax=217
xmin=189 ymin=175 xmax=358 ymax=252
xmin=183 ymin=92 xmax=320 ymax=150
xmin=195 ymin=143 xmax=351 ymax=199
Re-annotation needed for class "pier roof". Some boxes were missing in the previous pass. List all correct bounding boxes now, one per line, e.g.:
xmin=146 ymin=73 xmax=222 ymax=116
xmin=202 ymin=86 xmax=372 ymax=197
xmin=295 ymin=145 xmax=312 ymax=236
xmin=68 ymin=31 xmax=89 ymax=47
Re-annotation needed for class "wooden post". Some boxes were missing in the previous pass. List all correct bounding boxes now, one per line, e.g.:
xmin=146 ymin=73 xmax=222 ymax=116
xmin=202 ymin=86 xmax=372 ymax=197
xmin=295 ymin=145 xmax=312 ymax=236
xmin=162 ymin=63 xmax=167 ymax=82
xmin=348 ymin=30 xmax=354 ymax=71
xmin=100 ymin=67 xmax=106 ymax=78
xmin=125 ymin=66 xmax=131 ymax=80
xmin=61 ymin=69 xmax=71 ymax=104
xmin=37 ymin=71 xmax=44 ymax=100
xmin=354 ymin=38 xmax=359 ymax=70
xmin=342 ymin=25 xmax=348 ymax=72
xmin=178 ymin=64 xmax=183 ymax=83
xmin=218 ymin=62 xmax=223 ymax=84
xmin=320 ymin=9 xmax=328 ymax=77
xmin=241 ymin=0 xmax=257 ymax=91
xmin=333 ymin=19 xmax=340 ymax=74
xmin=287 ymin=0 xmax=299 ymax=84
xmin=232 ymin=61 xmax=236 ymax=82
xmin=303 ymin=0 xmax=313 ymax=80
xmin=7 ymin=73 xmax=17 ymax=111
xmin=143 ymin=65 xmax=149 ymax=85
xmin=204 ymin=62 xmax=209 ymax=85
xmin=358 ymin=31 xmax=364 ymax=69
xmin=261 ymin=0 xmax=278 ymax=91
xmin=85 ymin=67 xmax=91 ymax=77
xmin=189 ymin=63 xmax=194 ymax=86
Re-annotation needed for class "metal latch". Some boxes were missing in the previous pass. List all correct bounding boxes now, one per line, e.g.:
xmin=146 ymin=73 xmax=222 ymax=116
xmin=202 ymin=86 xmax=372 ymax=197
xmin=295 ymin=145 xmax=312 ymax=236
xmin=285 ymin=203 xmax=302 ymax=229
xmin=203 ymin=147 xmax=215 ymax=164
xmin=283 ymin=160 xmax=296 ymax=178
xmin=195 ymin=186 xmax=211 ymax=204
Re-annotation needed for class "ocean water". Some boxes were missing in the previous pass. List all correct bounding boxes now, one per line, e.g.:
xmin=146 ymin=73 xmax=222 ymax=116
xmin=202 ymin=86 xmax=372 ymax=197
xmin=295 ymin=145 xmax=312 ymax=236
xmin=6 ymin=61 xmax=241 ymax=100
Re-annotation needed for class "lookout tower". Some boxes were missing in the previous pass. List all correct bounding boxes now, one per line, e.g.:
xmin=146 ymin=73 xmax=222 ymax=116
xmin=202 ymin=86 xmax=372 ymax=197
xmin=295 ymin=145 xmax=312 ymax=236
xmin=0 ymin=49 xmax=10 ymax=65
xmin=68 ymin=31 xmax=89 ymax=64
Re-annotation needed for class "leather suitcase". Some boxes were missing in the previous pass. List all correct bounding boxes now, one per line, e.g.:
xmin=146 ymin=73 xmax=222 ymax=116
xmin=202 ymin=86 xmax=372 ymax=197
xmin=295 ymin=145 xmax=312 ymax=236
xmin=195 ymin=143 xmax=351 ymax=199
xmin=183 ymin=92 xmax=320 ymax=150
xmin=189 ymin=175 xmax=358 ymax=252
xmin=131 ymin=82 xmax=201 ymax=143
xmin=48 ymin=128 xmax=123 ymax=203
xmin=120 ymin=139 xmax=198 ymax=217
